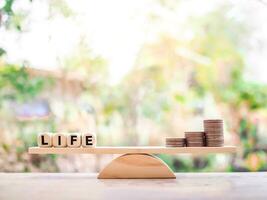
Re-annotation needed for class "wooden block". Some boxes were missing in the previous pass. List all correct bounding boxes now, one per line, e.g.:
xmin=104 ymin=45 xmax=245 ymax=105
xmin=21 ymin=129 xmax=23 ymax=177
xmin=67 ymin=133 xmax=81 ymax=147
xmin=81 ymin=133 xmax=96 ymax=147
xmin=38 ymin=133 xmax=52 ymax=147
xmin=52 ymin=133 xmax=67 ymax=147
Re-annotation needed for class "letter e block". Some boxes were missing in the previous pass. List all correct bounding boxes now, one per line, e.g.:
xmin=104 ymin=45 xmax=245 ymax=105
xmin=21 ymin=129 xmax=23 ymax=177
xmin=67 ymin=133 xmax=81 ymax=147
xmin=38 ymin=133 xmax=52 ymax=147
xmin=82 ymin=133 xmax=96 ymax=147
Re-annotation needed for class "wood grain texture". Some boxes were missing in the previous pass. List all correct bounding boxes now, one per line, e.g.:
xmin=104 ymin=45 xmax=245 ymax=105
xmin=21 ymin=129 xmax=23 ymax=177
xmin=0 ymin=173 xmax=266 ymax=200
xmin=28 ymin=146 xmax=236 ymax=154
xmin=98 ymin=154 xmax=175 ymax=179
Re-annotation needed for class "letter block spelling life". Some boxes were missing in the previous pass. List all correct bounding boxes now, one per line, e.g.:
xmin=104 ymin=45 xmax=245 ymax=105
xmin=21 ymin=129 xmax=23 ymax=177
xmin=53 ymin=133 xmax=67 ymax=147
xmin=67 ymin=133 xmax=81 ymax=147
xmin=38 ymin=133 xmax=52 ymax=147
xmin=38 ymin=133 xmax=96 ymax=147
xmin=82 ymin=133 xmax=96 ymax=147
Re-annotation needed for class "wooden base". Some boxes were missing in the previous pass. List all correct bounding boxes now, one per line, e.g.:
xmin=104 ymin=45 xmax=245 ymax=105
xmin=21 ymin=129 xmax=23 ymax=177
xmin=98 ymin=153 xmax=175 ymax=179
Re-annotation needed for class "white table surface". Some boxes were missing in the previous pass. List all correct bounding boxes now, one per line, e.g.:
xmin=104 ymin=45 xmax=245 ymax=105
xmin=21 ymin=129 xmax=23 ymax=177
xmin=0 ymin=172 xmax=266 ymax=200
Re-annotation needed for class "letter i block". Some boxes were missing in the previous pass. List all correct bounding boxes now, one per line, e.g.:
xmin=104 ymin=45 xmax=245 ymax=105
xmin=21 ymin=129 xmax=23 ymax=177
xmin=82 ymin=133 xmax=96 ymax=147
xmin=38 ymin=133 xmax=52 ymax=147
xmin=53 ymin=133 xmax=67 ymax=147
xmin=67 ymin=133 xmax=81 ymax=147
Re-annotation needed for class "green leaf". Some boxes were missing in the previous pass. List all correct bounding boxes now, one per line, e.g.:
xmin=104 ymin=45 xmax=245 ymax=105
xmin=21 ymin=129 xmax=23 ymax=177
xmin=2 ymin=0 xmax=15 ymax=15
xmin=0 ymin=48 xmax=6 ymax=56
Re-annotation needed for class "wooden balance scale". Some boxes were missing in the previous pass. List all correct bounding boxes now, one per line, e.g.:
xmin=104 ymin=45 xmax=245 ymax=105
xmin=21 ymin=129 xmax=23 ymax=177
xmin=28 ymin=146 xmax=236 ymax=179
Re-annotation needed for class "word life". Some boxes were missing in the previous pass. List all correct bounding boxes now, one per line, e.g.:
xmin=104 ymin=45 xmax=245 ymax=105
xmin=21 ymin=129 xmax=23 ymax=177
xmin=38 ymin=133 xmax=96 ymax=148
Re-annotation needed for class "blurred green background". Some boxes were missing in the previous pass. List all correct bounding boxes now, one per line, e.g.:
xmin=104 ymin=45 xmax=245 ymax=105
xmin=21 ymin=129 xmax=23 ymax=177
xmin=0 ymin=0 xmax=267 ymax=173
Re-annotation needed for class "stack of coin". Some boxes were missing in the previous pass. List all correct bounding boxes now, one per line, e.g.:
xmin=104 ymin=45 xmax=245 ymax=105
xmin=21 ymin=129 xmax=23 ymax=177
xmin=204 ymin=119 xmax=224 ymax=147
xmin=185 ymin=132 xmax=205 ymax=147
xmin=165 ymin=137 xmax=185 ymax=147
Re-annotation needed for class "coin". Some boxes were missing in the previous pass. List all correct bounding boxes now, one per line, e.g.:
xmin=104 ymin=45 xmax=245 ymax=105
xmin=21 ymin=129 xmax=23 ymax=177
xmin=185 ymin=132 xmax=205 ymax=147
xmin=204 ymin=119 xmax=224 ymax=147
xmin=165 ymin=137 xmax=185 ymax=147
xmin=204 ymin=119 xmax=223 ymax=123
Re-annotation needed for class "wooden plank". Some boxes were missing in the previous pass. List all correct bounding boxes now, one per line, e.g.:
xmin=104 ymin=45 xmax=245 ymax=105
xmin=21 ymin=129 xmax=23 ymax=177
xmin=28 ymin=146 xmax=236 ymax=154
